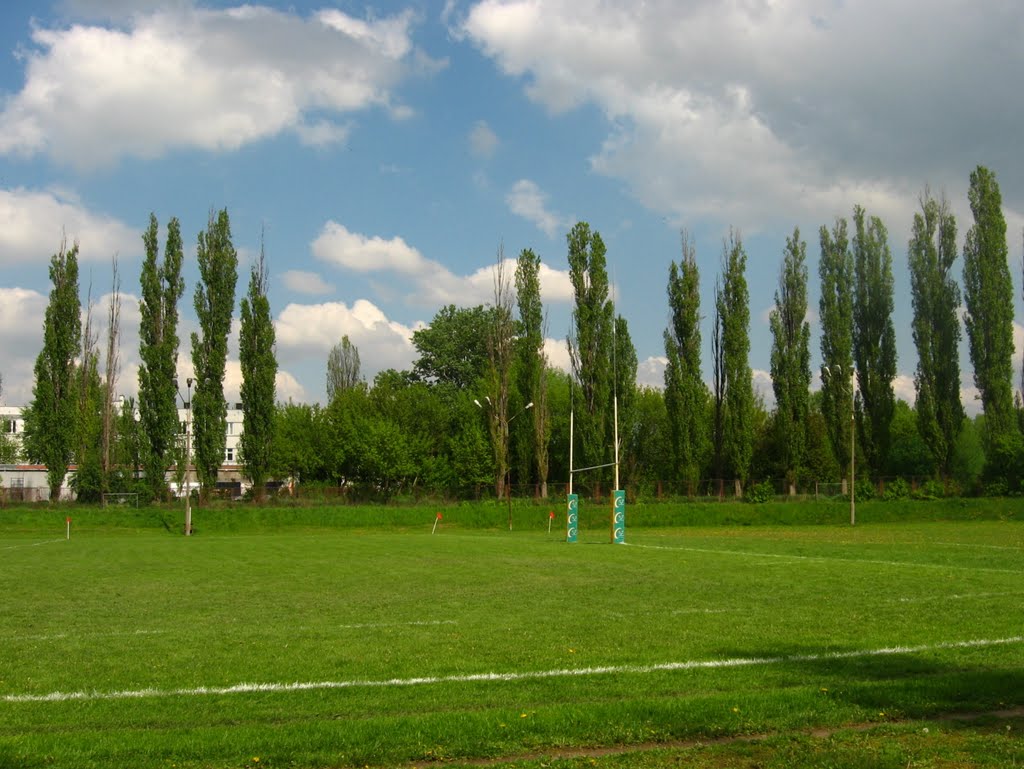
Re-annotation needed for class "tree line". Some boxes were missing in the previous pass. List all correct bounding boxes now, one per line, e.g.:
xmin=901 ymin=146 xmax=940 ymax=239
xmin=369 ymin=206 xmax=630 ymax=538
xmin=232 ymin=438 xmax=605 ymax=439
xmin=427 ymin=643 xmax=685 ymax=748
xmin=6 ymin=165 xmax=1021 ymax=503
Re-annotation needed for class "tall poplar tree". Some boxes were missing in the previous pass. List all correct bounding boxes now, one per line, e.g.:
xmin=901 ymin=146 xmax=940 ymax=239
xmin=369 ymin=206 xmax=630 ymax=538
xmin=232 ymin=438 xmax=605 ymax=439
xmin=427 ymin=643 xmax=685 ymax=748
xmin=818 ymin=218 xmax=854 ymax=480
xmin=717 ymin=230 xmax=754 ymax=487
xmin=239 ymin=238 xmax=277 ymax=502
xmin=909 ymin=191 xmax=963 ymax=478
xmin=852 ymin=205 xmax=897 ymax=476
xmin=326 ymin=336 xmax=361 ymax=402
xmin=191 ymin=209 xmax=238 ymax=499
xmin=515 ymin=247 xmax=550 ymax=497
xmin=612 ymin=314 xmax=638 ymax=487
xmin=663 ymin=230 xmax=706 ymax=486
xmin=484 ymin=248 xmax=515 ymax=501
xmin=23 ymin=240 xmax=81 ymax=501
xmin=567 ymin=222 xmax=614 ymax=474
xmin=769 ymin=227 xmax=812 ymax=485
xmin=963 ymin=166 xmax=1015 ymax=447
xmin=138 ymin=214 xmax=184 ymax=501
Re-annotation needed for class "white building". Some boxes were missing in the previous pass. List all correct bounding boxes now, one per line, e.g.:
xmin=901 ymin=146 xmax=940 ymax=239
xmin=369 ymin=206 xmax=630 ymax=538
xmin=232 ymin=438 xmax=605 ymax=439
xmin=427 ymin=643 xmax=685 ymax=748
xmin=0 ymin=403 xmax=247 ymax=500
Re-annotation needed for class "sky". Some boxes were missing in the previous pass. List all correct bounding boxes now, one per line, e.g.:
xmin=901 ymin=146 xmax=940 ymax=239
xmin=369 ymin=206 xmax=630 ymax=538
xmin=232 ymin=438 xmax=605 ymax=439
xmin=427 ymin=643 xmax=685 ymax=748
xmin=1 ymin=0 xmax=1023 ymax=411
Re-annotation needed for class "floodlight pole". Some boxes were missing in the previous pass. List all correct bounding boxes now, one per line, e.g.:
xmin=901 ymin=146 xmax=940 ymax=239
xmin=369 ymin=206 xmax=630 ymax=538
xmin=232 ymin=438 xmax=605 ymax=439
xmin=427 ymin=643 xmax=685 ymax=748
xmin=175 ymin=378 xmax=194 ymax=536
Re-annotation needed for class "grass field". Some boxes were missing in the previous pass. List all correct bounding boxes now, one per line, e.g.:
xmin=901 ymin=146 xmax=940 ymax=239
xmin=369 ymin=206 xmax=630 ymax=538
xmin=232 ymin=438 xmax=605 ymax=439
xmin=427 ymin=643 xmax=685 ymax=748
xmin=1 ymin=504 xmax=1022 ymax=768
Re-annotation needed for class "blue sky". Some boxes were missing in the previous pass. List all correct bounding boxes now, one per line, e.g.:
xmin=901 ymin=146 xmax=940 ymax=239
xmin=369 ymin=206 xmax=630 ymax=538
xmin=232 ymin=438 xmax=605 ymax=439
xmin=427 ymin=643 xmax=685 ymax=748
xmin=1 ymin=0 xmax=1022 ymax=410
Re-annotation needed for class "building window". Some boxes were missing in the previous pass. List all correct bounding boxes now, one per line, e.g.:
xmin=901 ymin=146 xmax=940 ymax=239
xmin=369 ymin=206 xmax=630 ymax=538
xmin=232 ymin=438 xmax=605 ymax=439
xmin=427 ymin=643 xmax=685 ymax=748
xmin=225 ymin=448 xmax=234 ymax=462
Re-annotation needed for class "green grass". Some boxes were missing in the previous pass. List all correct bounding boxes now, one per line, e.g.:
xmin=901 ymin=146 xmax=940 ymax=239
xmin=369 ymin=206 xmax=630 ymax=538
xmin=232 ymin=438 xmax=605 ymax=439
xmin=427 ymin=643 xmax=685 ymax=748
xmin=0 ymin=507 xmax=1022 ymax=768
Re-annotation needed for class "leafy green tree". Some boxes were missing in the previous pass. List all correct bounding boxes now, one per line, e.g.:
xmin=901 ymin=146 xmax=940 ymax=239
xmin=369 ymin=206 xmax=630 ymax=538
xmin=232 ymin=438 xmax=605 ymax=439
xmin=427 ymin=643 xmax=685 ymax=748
xmin=818 ymin=218 xmax=854 ymax=479
xmin=663 ymin=230 xmax=707 ymax=487
xmin=623 ymin=386 xmax=672 ymax=490
xmin=72 ymin=293 xmax=104 ymax=503
xmin=886 ymin=400 xmax=936 ymax=479
xmin=612 ymin=314 xmax=638 ymax=489
xmin=769 ymin=227 xmax=812 ymax=485
xmin=567 ymin=222 xmax=614 ymax=475
xmin=239 ymin=241 xmax=277 ymax=501
xmin=412 ymin=305 xmax=493 ymax=390
xmin=483 ymin=250 xmax=516 ymax=503
xmin=326 ymin=336 xmax=361 ymax=403
xmin=191 ymin=209 xmax=238 ymax=500
xmin=23 ymin=241 xmax=81 ymax=501
xmin=852 ymin=205 xmax=897 ymax=476
xmin=515 ymin=247 xmax=551 ymax=497
xmin=101 ymin=257 xmax=122 ymax=495
xmin=908 ymin=191 xmax=963 ymax=478
xmin=138 ymin=214 xmax=185 ymax=501
xmin=716 ymin=230 xmax=754 ymax=487
xmin=272 ymin=401 xmax=326 ymax=486
xmin=963 ymin=166 xmax=1015 ymax=451
xmin=112 ymin=396 xmax=143 ymax=491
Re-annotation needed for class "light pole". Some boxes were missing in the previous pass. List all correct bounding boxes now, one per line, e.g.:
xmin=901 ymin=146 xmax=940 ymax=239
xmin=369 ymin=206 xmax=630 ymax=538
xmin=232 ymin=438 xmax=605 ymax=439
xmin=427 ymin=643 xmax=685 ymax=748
xmin=823 ymin=365 xmax=855 ymax=526
xmin=475 ymin=398 xmax=533 ymax=530
xmin=174 ymin=377 xmax=194 ymax=536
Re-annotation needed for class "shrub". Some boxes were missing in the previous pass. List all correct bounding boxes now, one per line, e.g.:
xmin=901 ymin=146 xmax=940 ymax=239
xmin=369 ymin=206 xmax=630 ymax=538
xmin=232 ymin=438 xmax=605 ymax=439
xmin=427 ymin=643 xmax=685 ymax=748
xmin=745 ymin=480 xmax=775 ymax=504
xmin=911 ymin=479 xmax=945 ymax=501
xmin=882 ymin=477 xmax=911 ymax=501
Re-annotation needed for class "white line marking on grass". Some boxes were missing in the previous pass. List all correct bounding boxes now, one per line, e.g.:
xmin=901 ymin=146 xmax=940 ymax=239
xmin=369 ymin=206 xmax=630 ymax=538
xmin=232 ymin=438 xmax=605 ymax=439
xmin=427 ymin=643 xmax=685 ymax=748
xmin=627 ymin=543 xmax=1023 ymax=574
xmin=0 ymin=539 xmax=65 ymax=551
xmin=897 ymin=591 xmax=1024 ymax=604
xmin=935 ymin=541 xmax=1024 ymax=551
xmin=336 ymin=620 xmax=457 ymax=629
xmin=7 ymin=629 xmax=168 ymax=642
xmin=4 ymin=636 xmax=1021 ymax=704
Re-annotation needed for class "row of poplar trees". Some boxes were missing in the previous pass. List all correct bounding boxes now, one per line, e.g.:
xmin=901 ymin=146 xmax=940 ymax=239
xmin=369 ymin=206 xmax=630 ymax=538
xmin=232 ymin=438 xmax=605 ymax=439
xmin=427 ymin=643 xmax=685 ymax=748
xmin=664 ymin=165 xmax=1018 ymax=490
xmin=21 ymin=209 xmax=278 ymax=503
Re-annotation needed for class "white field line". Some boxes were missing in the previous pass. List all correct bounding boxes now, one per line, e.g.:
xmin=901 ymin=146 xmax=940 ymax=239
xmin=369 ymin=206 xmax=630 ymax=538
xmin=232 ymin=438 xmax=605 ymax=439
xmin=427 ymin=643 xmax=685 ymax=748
xmin=0 ymin=539 xmax=65 ymax=551
xmin=627 ymin=542 xmax=1022 ymax=574
xmin=896 ymin=590 xmax=1024 ymax=604
xmin=1 ymin=620 xmax=457 ymax=644
xmin=934 ymin=541 xmax=1024 ymax=551
xmin=3 ymin=636 xmax=1021 ymax=704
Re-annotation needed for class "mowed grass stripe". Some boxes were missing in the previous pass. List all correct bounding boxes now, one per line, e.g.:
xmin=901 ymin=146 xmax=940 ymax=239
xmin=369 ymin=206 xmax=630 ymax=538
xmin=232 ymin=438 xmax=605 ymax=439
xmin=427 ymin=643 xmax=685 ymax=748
xmin=626 ymin=540 xmax=1024 ymax=574
xmin=2 ymin=519 xmax=1023 ymax=768
xmin=4 ymin=635 xmax=1022 ymax=703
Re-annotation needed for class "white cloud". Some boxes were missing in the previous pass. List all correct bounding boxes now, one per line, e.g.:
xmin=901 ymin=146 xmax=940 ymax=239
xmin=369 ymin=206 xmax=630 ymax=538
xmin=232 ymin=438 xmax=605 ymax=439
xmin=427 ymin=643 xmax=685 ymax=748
xmin=312 ymin=221 xmax=432 ymax=275
xmin=312 ymin=221 xmax=574 ymax=307
xmin=0 ymin=188 xmax=139 ymax=265
xmin=464 ymin=1 xmax=1024 ymax=231
xmin=637 ymin=355 xmax=666 ymax=388
xmin=506 ymin=179 xmax=569 ymax=238
xmin=469 ymin=120 xmax=499 ymax=158
xmin=281 ymin=269 xmax=334 ymax=296
xmin=544 ymin=336 xmax=571 ymax=373
xmin=275 ymin=299 xmax=419 ymax=374
xmin=0 ymin=6 xmax=436 ymax=167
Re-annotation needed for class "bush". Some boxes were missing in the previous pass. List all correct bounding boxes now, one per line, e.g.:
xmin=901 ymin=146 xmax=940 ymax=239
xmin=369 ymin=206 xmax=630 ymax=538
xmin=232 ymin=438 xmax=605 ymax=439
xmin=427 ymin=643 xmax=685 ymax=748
xmin=853 ymin=478 xmax=876 ymax=501
xmin=882 ymin=477 xmax=911 ymax=501
xmin=911 ymin=479 xmax=945 ymax=501
xmin=745 ymin=480 xmax=775 ymax=504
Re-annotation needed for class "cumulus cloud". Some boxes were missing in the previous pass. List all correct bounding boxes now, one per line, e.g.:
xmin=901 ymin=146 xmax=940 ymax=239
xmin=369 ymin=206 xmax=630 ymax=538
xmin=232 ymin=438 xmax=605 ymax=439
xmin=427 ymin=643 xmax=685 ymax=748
xmin=469 ymin=120 xmax=499 ymax=158
xmin=0 ymin=5 xmax=437 ymax=167
xmin=637 ymin=355 xmax=666 ymax=389
xmin=312 ymin=221 xmax=574 ymax=307
xmin=274 ymin=299 xmax=419 ymax=374
xmin=281 ymin=269 xmax=334 ymax=296
xmin=506 ymin=179 xmax=570 ymax=238
xmin=0 ymin=188 xmax=139 ymax=265
xmin=463 ymin=0 xmax=1024 ymax=231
